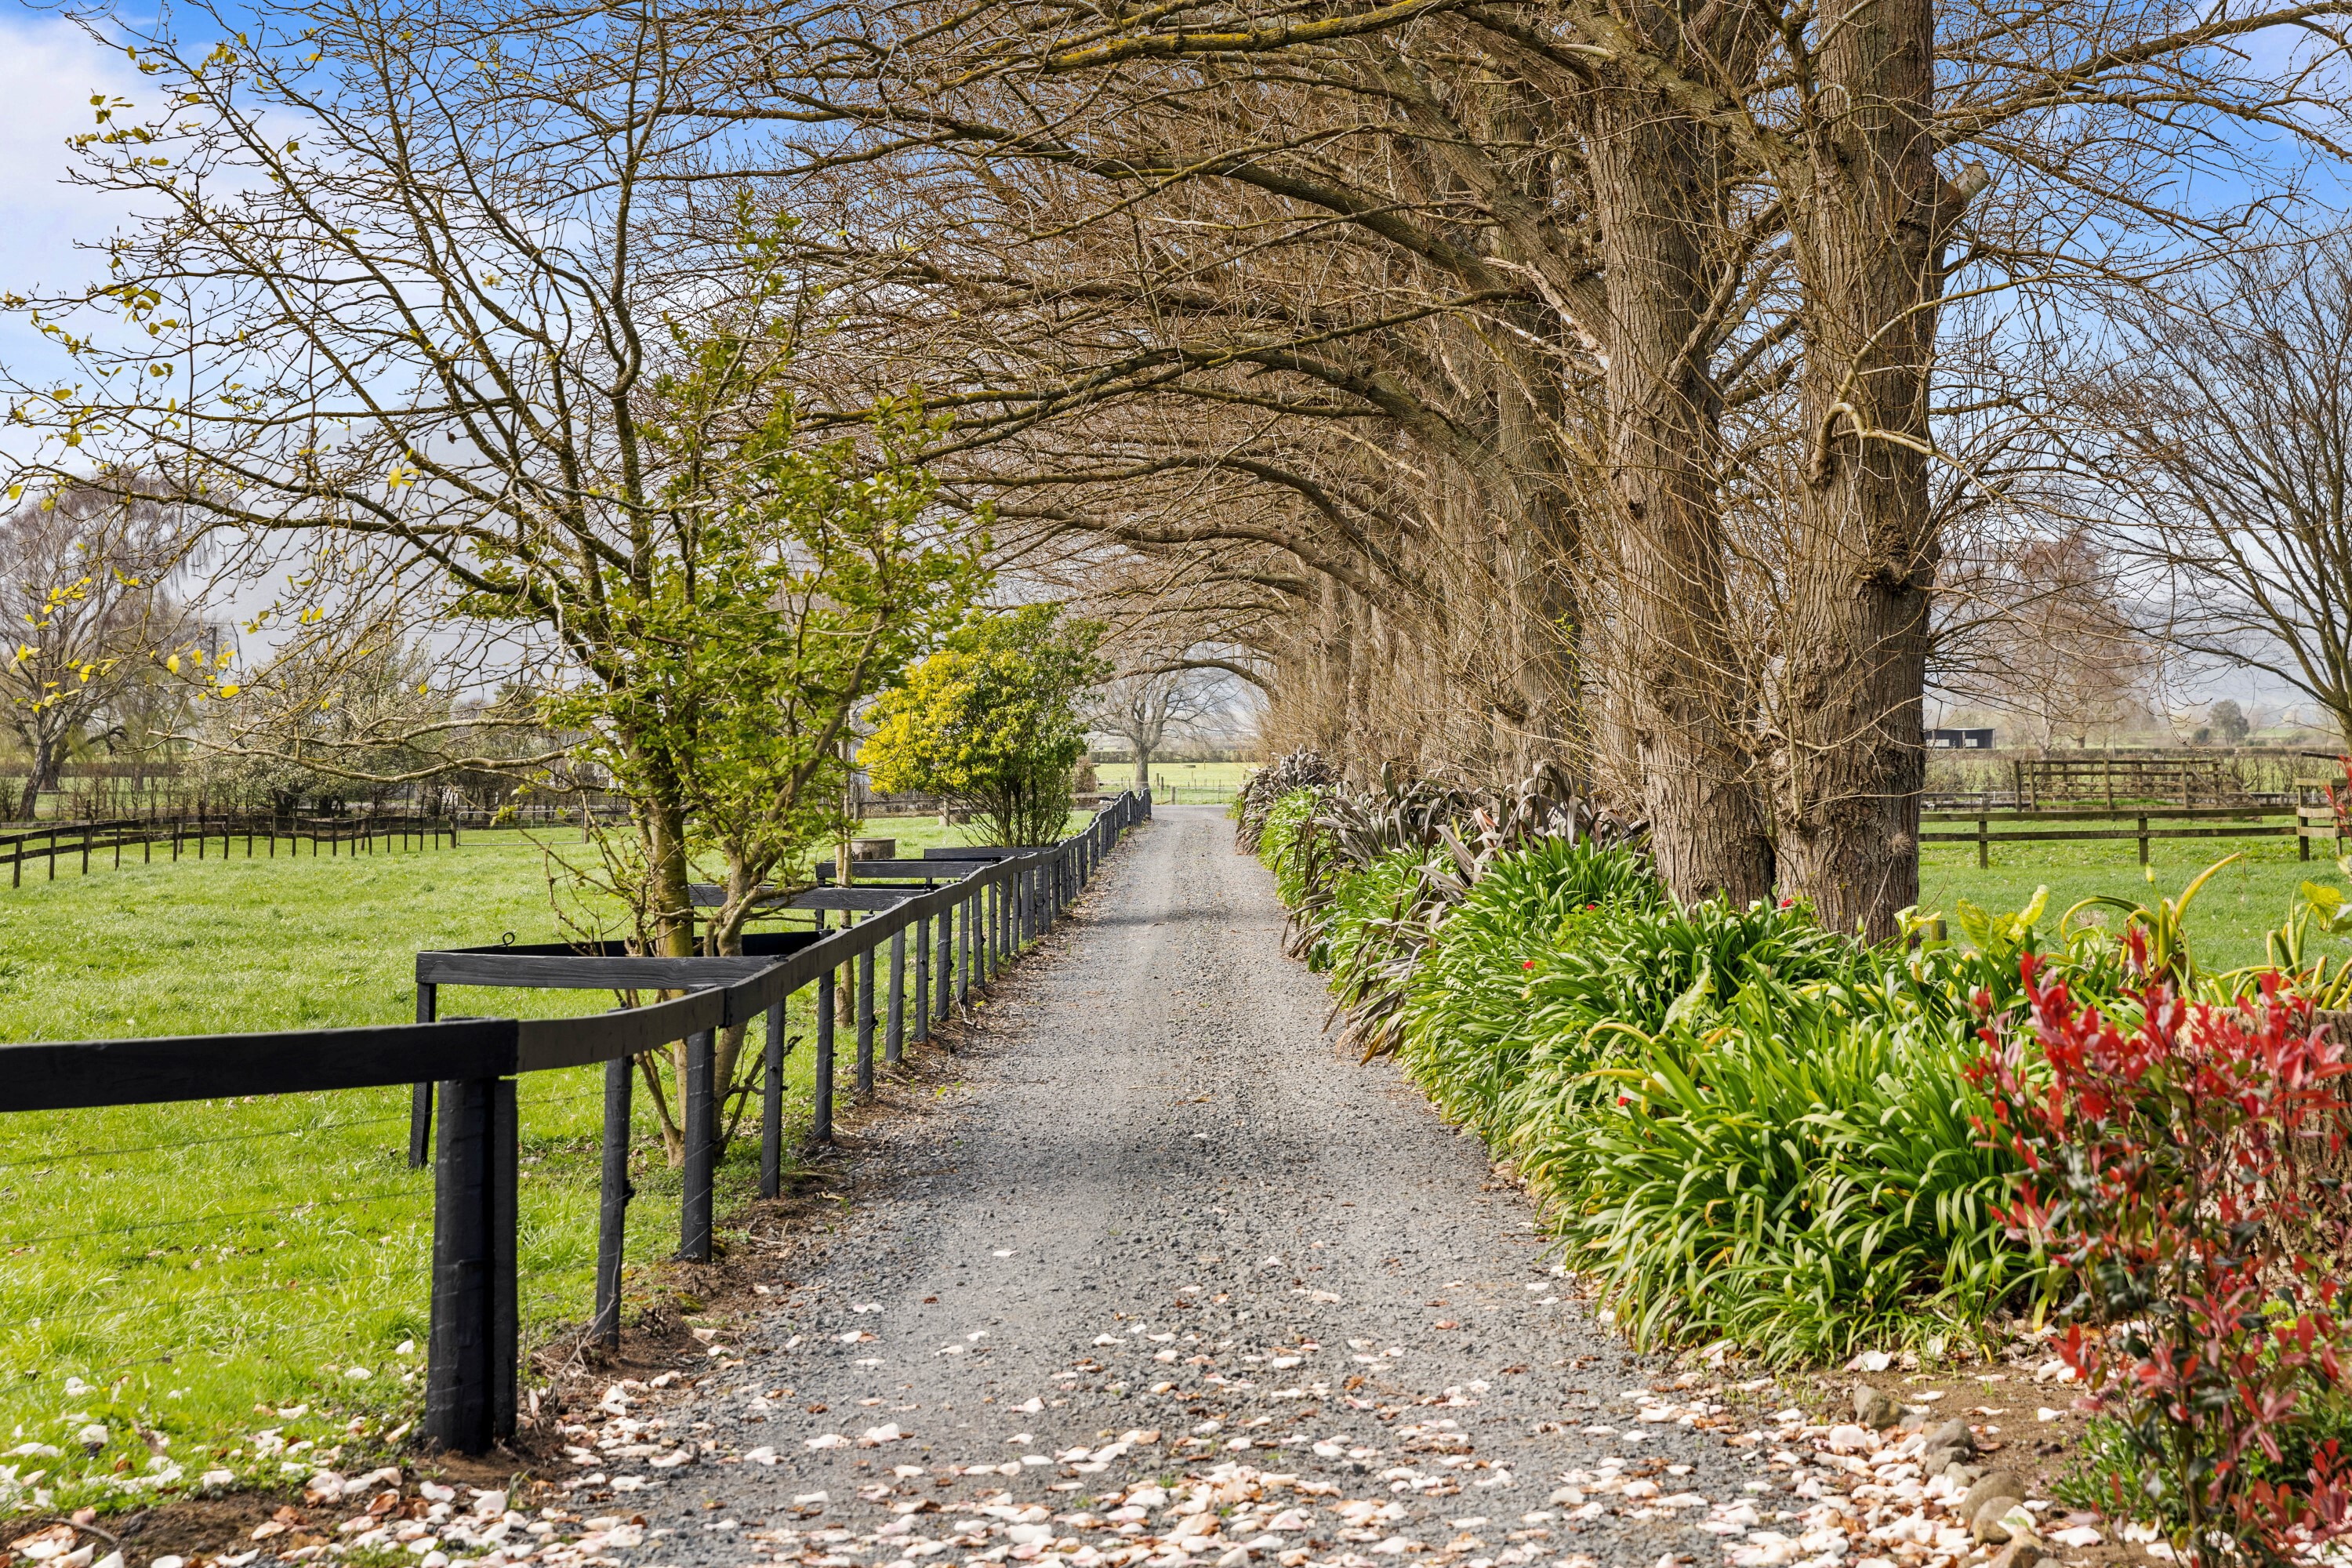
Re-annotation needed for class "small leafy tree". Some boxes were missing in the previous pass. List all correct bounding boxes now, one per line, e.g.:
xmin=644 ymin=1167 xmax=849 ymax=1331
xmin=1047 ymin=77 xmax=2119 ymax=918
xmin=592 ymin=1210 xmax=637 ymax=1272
xmin=542 ymin=377 xmax=985 ymax=1160
xmin=1971 ymin=940 xmax=2352 ymax=1566
xmin=0 ymin=481 xmax=193 ymax=818
xmin=862 ymin=605 xmax=1108 ymax=847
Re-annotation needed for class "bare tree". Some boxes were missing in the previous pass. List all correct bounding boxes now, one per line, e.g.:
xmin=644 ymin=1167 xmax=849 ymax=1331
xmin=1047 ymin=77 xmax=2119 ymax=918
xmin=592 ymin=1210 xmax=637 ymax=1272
xmin=0 ymin=481 xmax=192 ymax=818
xmin=1087 ymin=668 xmax=1220 ymax=792
xmin=1939 ymin=532 xmax=2161 ymax=747
xmin=2083 ymin=238 xmax=2352 ymax=749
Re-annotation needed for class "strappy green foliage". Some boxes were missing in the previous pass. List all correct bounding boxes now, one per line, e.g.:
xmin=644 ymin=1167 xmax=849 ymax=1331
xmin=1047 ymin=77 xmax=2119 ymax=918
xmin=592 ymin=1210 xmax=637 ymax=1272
xmin=1537 ymin=988 xmax=2027 ymax=1363
xmin=1263 ymin=807 xmax=2069 ymax=1363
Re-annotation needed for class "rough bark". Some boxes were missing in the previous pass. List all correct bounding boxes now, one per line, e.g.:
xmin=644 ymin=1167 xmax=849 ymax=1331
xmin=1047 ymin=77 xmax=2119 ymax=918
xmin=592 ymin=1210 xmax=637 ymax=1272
xmin=1773 ymin=0 xmax=1949 ymax=939
xmin=1588 ymin=93 xmax=1773 ymax=906
xmin=18 ymin=737 xmax=56 ymax=821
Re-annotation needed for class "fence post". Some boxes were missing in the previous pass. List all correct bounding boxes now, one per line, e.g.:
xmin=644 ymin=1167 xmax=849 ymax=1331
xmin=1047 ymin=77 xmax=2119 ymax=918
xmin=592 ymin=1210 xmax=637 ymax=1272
xmin=815 ymin=968 xmax=836 ymax=1142
xmin=409 ymin=983 xmax=438 ymax=1168
xmin=424 ymin=1075 xmax=517 ymax=1455
xmin=2138 ymin=815 xmax=2151 ymax=867
xmin=913 ymin=916 xmax=931 ymax=1045
xmin=679 ymin=1027 xmax=715 ymax=1263
xmin=856 ymin=942 xmax=877 ymax=1094
xmin=956 ymin=893 xmax=971 ymax=1005
xmin=937 ymin=904 xmax=954 ymax=1023
xmin=593 ymin=1054 xmax=633 ymax=1349
xmin=1976 ymin=815 xmax=1988 ymax=869
xmin=886 ymin=928 xmax=906 ymax=1065
xmin=760 ymin=1000 xmax=785 ymax=1199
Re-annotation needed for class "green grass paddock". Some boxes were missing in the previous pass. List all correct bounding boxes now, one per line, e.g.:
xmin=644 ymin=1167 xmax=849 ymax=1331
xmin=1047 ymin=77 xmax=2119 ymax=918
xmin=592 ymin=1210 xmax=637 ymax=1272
xmin=0 ymin=824 xmax=1000 ymax=1512
xmin=1917 ymin=833 xmax=2352 ymax=974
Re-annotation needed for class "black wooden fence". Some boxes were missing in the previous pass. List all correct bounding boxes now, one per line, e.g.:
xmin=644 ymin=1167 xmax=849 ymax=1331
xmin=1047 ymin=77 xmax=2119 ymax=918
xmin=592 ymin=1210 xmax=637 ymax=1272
xmin=0 ymin=812 xmax=458 ymax=885
xmin=0 ymin=790 xmax=1149 ymax=1457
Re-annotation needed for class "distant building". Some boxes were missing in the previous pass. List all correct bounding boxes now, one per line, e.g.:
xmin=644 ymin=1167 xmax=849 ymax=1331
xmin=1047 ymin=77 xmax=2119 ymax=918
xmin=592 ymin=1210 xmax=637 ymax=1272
xmin=1928 ymin=728 xmax=1995 ymax=750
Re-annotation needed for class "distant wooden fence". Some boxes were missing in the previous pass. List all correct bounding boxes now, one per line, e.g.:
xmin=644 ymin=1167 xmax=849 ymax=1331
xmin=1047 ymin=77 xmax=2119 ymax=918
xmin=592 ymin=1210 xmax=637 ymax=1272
xmin=1922 ymin=776 xmax=2346 ymax=867
xmin=0 ymin=812 xmax=458 ymax=886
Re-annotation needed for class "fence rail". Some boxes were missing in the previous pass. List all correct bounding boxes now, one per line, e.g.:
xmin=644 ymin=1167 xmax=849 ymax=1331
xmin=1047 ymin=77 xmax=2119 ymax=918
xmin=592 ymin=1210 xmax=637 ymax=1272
xmin=1922 ymin=792 xmax=2346 ymax=867
xmin=0 ymin=789 xmax=1150 ymax=1457
xmin=0 ymin=811 xmax=458 ymax=885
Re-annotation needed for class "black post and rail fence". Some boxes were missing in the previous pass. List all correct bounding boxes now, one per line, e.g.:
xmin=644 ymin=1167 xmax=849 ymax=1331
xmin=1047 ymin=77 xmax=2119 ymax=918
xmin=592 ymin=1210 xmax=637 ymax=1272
xmin=0 ymin=789 xmax=1150 ymax=1456
xmin=0 ymin=811 xmax=459 ymax=886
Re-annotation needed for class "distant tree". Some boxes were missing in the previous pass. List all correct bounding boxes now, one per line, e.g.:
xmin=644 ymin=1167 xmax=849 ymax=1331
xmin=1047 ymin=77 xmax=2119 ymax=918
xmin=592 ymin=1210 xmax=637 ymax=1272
xmin=192 ymin=631 xmax=445 ymax=815
xmin=1942 ymin=531 xmax=2159 ymax=748
xmin=2085 ymin=239 xmax=2352 ymax=750
xmin=0 ymin=481 xmax=193 ymax=818
xmin=862 ymin=607 xmax=1109 ymax=847
xmin=2208 ymin=699 xmax=2252 ymax=746
xmin=1087 ymin=668 xmax=1218 ymax=792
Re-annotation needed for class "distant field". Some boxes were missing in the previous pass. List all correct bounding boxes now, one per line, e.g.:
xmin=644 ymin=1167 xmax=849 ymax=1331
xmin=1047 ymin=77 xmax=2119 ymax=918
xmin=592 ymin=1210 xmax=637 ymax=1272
xmin=1097 ymin=760 xmax=1254 ymax=801
xmin=0 ymin=823 xmax=995 ymax=1512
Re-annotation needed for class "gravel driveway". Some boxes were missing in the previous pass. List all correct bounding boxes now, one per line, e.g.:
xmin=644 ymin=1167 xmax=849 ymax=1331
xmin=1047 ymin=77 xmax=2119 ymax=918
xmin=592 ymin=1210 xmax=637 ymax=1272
xmin=565 ymin=805 xmax=1779 ymax=1568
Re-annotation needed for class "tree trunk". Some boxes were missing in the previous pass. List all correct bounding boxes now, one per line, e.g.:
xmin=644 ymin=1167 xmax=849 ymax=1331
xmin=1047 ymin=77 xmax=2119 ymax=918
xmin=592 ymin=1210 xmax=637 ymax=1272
xmin=1587 ymin=93 xmax=1773 ymax=907
xmin=1774 ymin=0 xmax=1951 ymax=941
xmin=645 ymin=789 xmax=696 ymax=957
xmin=640 ymin=764 xmax=702 ymax=1168
xmin=19 ymin=735 xmax=56 ymax=820
xmin=1134 ymin=743 xmax=1152 ymax=797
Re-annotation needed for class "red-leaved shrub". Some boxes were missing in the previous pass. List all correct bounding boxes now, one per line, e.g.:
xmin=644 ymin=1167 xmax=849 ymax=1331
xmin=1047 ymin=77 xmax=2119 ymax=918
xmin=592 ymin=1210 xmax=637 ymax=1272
xmin=1971 ymin=934 xmax=2352 ymax=1566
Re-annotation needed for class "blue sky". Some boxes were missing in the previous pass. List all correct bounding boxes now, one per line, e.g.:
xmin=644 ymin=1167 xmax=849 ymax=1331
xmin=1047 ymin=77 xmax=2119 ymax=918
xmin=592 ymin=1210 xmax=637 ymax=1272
xmin=0 ymin=12 xmax=147 ymax=311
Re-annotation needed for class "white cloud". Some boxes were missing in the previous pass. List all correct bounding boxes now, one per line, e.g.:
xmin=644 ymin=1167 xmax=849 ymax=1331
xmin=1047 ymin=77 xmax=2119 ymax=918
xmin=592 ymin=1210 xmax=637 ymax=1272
xmin=0 ymin=13 xmax=153 ymax=375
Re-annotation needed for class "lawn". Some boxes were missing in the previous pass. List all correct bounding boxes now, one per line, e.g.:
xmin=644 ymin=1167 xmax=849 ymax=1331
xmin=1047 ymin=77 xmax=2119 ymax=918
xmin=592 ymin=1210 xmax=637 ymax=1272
xmin=0 ymin=822 xmax=998 ymax=1513
xmin=1917 ymin=831 xmax=2352 ymax=974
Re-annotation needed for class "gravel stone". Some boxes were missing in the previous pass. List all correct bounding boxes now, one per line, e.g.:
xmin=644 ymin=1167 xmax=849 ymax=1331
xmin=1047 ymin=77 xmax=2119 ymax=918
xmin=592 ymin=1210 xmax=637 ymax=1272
xmin=1923 ymin=1418 xmax=1975 ymax=1456
xmin=1970 ymin=1497 xmax=2026 ymax=1544
xmin=1852 ymin=1385 xmax=1902 ymax=1430
xmin=1958 ymin=1472 xmax=2025 ymax=1522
